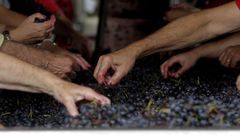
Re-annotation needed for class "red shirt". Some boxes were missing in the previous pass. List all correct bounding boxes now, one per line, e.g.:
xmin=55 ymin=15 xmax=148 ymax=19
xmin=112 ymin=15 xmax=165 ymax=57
xmin=236 ymin=0 xmax=240 ymax=8
xmin=35 ymin=0 xmax=61 ymax=14
xmin=34 ymin=0 xmax=73 ymax=20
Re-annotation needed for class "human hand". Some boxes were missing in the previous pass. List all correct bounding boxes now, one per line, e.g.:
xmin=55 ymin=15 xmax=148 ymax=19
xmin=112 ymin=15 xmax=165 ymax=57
xmin=41 ymin=42 xmax=91 ymax=71
xmin=94 ymin=49 xmax=137 ymax=86
xmin=161 ymin=52 xmax=198 ymax=79
xmin=45 ymin=54 xmax=78 ymax=80
xmin=10 ymin=13 xmax=56 ymax=43
xmin=219 ymin=46 xmax=240 ymax=69
xmin=52 ymin=81 xmax=111 ymax=117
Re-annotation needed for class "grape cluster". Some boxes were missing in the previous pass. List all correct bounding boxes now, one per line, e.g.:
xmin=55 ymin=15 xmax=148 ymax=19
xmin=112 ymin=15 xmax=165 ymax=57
xmin=0 ymin=57 xmax=240 ymax=129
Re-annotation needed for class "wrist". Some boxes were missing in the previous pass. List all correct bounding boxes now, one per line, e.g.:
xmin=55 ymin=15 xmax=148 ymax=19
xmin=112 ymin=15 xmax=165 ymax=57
xmin=186 ymin=50 xmax=201 ymax=60
xmin=126 ymin=43 xmax=144 ymax=59
xmin=40 ymin=73 xmax=64 ymax=95
xmin=9 ymin=29 xmax=23 ymax=42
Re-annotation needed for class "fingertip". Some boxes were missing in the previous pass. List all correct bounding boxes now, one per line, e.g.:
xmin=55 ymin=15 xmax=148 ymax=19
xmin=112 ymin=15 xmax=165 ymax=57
xmin=70 ymin=112 xmax=79 ymax=117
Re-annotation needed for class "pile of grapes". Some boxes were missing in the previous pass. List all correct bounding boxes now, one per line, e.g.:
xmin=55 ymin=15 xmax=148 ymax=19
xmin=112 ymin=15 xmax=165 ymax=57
xmin=0 ymin=57 xmax=240 ymax=129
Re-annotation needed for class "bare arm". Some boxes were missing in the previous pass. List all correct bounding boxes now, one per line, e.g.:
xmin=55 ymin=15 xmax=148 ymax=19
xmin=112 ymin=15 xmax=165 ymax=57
xmin=0 ymin=5 xmax=26 ymax=27
xmin=0 ymin=51 xmax=57 ymax=94
xmin=0 ymin=41 xmax=81 ymax=79
xmin=128 ymin=2 xmax=240 ymax=58
xmin=188 ymin=32 xmax=240 ymax=59
xmin=94 ymin=2 xmax=240 ymax=85
xmin=160 ymin=32 xmax=240 ymax=79
xmin=0 ymin=50 xmax=110 ymax=116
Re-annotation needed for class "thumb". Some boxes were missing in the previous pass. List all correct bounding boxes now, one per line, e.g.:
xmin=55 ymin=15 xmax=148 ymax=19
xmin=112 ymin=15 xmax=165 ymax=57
xmin=82 ymin=88 xmax=111 ymax=106
xmin=62 ymin=98 xmax=79 ymax=117
xmin=174 ymin=64 xmax=188 ymax=78
xmin=31 ymin=13 xmax=46 ymax=21
xmin=108 ymin=67 xmax=126 ymax=86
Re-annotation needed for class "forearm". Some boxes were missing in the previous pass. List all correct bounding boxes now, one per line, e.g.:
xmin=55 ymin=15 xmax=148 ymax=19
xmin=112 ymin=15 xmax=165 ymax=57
xmin=188 ymin=32 xmax=240 ymax=59
xmin=0 ymin=83 xmax=42 ymax=93
xmin=127 ymin=2 xmax=240 ymax=58
xmin=0 ymin=52 xmax=61 ymax=95
xmin=0 ymin=41 xmax=49 ymax=68
xmin=0 ymin=5 xmax=26 ymax=27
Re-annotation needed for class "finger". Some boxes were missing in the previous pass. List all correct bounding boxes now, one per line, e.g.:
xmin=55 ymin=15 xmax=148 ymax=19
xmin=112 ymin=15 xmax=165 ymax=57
xmin=219 ymin=52 xmax=228 ymax=66
xmin=161 ymin=61 xmax=168 ymax=78
xmin=31 ymin=13 xmax=46 ymax=21
xmin=50 ymin=15 xmax=56 ymax=26
xmin=94 ymin=57 xmax=103 ymax=80
xmin=223 ymin=54 xmax=231 ymax=68
xmin=46 ymin=26 xmax=55 ymax=33
xmin=108 ymin=67 xmax=126 ymax=86
xmin=74 ymin=55 xmax=91 ymax=70
xmin=164 ymin=58 xmax=179 ymax=78
xmin=97 ymin=59 xmax=112 ymax=85
xmin=219 ymin=52 xmax=225 ymax=63
xmin=74 ymin=56 xmax=89 ymax=70
xmin=230 ymin=57 xmax=239 ymax=68
xmin=80 ymin=87 xmax=111 ymax=105
xmin=62 ymin=98 xmax=79 ymax=117
xmin=77 ymin=55 xmax=91 ymax=67
xmin=174 ymin=66 xmax=188 ymax=78
xmin=160 ymin=63 xmax=166 ymax=77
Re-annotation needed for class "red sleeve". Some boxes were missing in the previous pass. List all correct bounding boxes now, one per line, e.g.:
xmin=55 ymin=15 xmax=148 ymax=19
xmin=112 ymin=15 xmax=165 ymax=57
xmin=35 ymin=0 xmax=61 ymax=14
xmin=236 ymin=0 xmax=240 ymax=9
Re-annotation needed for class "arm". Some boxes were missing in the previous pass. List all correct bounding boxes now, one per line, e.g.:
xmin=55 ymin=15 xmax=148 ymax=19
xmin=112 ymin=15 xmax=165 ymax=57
xmin=188 ymin=32 xmax=240 ymax=59
xmin=0 ymin=41 xmax=78 ymax=79
xmin=0 ymin=5 xmax=26 ymax=28
xmin=94 ymin=2 xmax=240 ymax=85
xmin=0 ymin=51 xmax=110 ymax=116
xmin=161 ymin=32 xmax=240 ymax=78
xmin=131 ymin=2 xmax=240 ymax=57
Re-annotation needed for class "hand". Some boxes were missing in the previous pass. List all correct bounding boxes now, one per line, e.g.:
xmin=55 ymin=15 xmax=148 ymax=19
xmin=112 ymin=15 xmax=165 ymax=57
xmin=45 ymin=54 xmax=78 ymax=80
xmin=10 ymin=13 xmax=56 ymax=43
xmin=219 ymin=46 xmax=240 ymax=68
xmin=94 ymin=49 xmax=137 ymax=86
xmin=52 ymin=81 xmax=111 ymax=117
xmin=66 ymin=53 xmax=91 ymax=71
xmin=41 ymin=41 xmax=91 ymax=71
xmin=161 ymin=52 xmax=198 ymax=79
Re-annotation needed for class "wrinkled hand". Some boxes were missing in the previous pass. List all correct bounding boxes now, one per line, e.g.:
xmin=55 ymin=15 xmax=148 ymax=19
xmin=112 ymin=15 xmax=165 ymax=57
xmin=53 ymin=46 xmax=91 ymax=71
xmin=46 ymin=55 xmax=78 ymax=80
xmin=10 ymin=13 xmax=56 ymax=43
xmin=94 ymin=49 xmax=136 ymax=86
xmin=219 ymin=46 xmax=240 ymax=68
xmin=52 ymin=81 xmax=111 ymax=117
xmin=161 ymin=52 xmax=198 ymax=79
xmin=41 ymin=42 xmax=91 ymax=71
